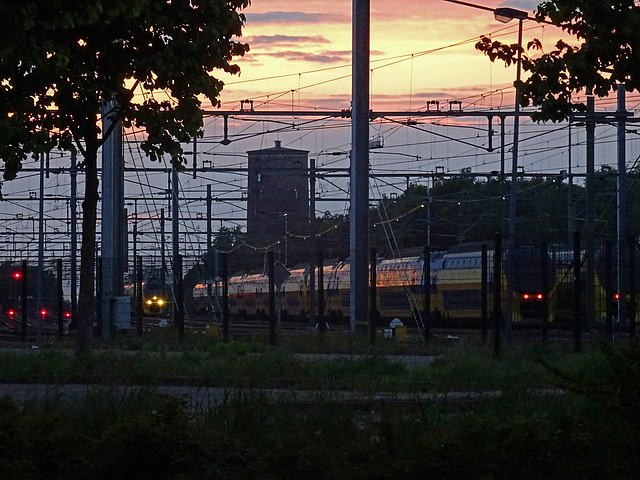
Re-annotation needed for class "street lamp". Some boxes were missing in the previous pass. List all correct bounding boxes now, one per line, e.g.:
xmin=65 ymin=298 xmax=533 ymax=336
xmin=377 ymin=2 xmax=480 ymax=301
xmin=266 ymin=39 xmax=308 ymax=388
xmin=445 ymin=0 xmax=530 ymax=338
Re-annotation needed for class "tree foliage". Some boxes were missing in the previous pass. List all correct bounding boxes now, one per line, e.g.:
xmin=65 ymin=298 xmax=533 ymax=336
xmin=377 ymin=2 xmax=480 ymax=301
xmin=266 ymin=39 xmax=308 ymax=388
xmin=367 ymin=168 xmax=640 ymax=252
xmin=0 ymin=0 xmax=250 ymax=353
xmin=476 ymin=0 xmax=640 ymax=121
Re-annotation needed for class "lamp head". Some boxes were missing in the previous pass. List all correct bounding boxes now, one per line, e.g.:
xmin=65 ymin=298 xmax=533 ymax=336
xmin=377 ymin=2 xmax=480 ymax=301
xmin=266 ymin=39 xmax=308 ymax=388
xmin=494 ymin=7 xmax=529 ymax=23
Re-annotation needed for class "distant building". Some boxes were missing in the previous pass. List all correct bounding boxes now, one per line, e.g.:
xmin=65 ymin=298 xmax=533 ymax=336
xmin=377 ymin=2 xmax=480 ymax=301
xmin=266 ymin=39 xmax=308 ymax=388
xmin=246 ymin=140 xmax=309 ymax=265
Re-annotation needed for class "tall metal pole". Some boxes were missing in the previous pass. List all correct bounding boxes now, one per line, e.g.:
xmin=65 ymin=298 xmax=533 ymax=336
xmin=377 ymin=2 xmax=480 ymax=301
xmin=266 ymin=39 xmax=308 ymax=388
xmin=350 ymin=0 xmax=370 ymax=331
xmin=309 ymin=158 xmax=316 ymax=327
xmin=585 ymin=94 xmax=595 ymax=330
xmin=36 ymin=151 xmax=45 ymax=344
xmin=500 ymin=116 xmax=506 ymax=181
xmin=617 ymin=84 xmax=628 ymax=327
xmin=160 ymin=208 xmax=166 ymax=287
xmin=505 ymin=17 xmax=523 ymax=343
xmin=206 ymin=184 xmax=213 ymax=320
xmin=172 ymin=159 xmax=180 ymax=328
xmin=100 ymin=100 xmax=124 ymax=337
xmin=567 ymin=122 xmax=574 ymax=237
xmin=21 ymin=260 xmax=27 ymax=342
xmin=57 ymin=258 xmax=63 ymax=340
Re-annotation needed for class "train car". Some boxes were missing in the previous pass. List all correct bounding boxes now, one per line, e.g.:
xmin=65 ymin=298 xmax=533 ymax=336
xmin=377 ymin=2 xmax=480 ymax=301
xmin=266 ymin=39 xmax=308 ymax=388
xmin=124 ymin=278 xmax=171 ymax=316
xmin=193 ymin=243 xmax=558 ymax=328
xmin=548 ymin=245 xmax=640 ymax=327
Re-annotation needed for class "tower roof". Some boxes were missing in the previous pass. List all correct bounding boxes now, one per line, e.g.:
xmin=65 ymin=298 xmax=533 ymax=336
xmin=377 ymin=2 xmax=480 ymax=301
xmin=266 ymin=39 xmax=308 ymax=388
xmin=247 ymin=140 xmax=309 ymax=156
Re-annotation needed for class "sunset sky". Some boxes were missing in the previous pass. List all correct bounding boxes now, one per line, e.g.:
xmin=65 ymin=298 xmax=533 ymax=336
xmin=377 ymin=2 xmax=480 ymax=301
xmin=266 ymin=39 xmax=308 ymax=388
xmin=4 ymin=0 xmax=640 ymax=265
xmin=216 ymin=0 xmax=566 ymax=111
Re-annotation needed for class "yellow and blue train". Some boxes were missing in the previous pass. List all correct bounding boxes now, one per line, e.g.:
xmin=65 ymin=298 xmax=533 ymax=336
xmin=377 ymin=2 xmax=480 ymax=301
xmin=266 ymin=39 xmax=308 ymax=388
xmin=192 ymin=243 xmax=616 ymax=327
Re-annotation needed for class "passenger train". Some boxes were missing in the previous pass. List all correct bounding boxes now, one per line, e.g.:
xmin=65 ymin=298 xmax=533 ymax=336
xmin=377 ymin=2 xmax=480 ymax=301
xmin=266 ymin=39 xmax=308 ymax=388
xmin=191 ymin=243 xmax=617 ymax=327
xmin=123 ymin=277 xmax=170 ymax=316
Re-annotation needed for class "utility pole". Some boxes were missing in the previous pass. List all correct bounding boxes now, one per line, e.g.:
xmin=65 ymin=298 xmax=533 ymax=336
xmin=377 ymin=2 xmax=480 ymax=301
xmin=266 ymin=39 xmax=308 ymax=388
xmin=36 ymin=151 xmax=45 ymax=345
xmin=70 ymin=152 xmax=78 ymax=328
xmin=585 ymin=93 xmax=595 ymax=329
xmin=172 ymin=159 xmax=180 ymax=330
xmin=206 ymin=184 xmax=213 ymax=320
xmin=350 ymin=0 xmax=370 ymax=332
xmin=100 ymin=100 xmax=125 ymax=337
xmin=309 ymin=158 xmax=316 ymax=327
xmin=617 ymin=84 xmax=628 ymax=327
xmin=161 ymin=208 xmax=166 ymax=287
xmin=567 ymin=122 xmax=574 ymax=238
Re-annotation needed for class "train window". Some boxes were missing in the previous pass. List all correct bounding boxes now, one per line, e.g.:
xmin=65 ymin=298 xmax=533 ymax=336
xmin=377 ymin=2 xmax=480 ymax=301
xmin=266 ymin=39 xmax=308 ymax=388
xmin=380 ymin=292 xmax=410 ymax=310
xmin=443 ymin=290 xmax=481 ymax=310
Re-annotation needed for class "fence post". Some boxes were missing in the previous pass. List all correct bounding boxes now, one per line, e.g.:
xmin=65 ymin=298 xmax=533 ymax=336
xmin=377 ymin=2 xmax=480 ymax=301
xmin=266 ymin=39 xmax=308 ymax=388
xmin=136 ymin=256 xmax=143 ymax=337
xmin=369 ymin=248 xmax=377 ymax=345
xmin=573 ymin=230 xmax=582 ymax=352
xmin=21 ymin=260 xmax=28 ymax=342
xmin=481 ymin=244 xmax=488 ymax=345
xmin=541 ymin=241 xmax=549 ymax=344
xmin=177 ymin=254 xmax=184 ymax=341
xmin=493 ymin=233 xmax=502 ymax=359
xmin=605 ymin=240 xmax=614 ymax=341
xmin=424 ymin=245 xmax=432 ymax=343
xmin=57 ymin=259 xmax=64 ymax=340
xmin=268 ymin=251 xmax=276 ymax=346
xmin=317 ymin=250 xmax=325 ymax=342
xmin=628 ymin=233 xmax=637 ymax=342
xmin=222 ymin=253 xmax=229 ymax=343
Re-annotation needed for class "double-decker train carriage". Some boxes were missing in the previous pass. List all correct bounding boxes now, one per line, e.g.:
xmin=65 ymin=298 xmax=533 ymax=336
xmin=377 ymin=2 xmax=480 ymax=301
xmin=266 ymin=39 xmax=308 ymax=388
xmin=192 ymin=243 xmax=562 ymax=327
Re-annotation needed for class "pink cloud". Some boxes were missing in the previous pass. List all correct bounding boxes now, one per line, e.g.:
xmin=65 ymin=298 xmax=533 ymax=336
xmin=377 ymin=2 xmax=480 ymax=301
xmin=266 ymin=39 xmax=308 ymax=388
xmin=247 ymin=35 xmax=331 ymax=47
xmin=246 ymin=11 xmax=349 ymax=25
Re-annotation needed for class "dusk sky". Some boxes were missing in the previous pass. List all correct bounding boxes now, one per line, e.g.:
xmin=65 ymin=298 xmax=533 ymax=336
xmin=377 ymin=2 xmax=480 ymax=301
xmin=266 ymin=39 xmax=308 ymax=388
xmin=4 ymin=1 xmax=639 ymax=264
xmin=216 ymin=0 xmax=566 ymax=111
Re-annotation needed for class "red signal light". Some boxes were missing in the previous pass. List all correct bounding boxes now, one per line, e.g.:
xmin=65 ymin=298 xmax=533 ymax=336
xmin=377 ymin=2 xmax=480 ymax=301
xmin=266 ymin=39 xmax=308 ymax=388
xmin=64 ymin=312 xmax=71 ymax=318
xmin=7 ymin=309 xmax=15 ymax=317
xmin=614 ymin=293 xmax=620 ymax=300
xmin=40 ymin=309 xmax=47 ymax=317
xmin=522 ymin=294 xmax=530 ymax=300
xmin=12 ymin=271 xmax=22 ymax=280
xmin=537 ymin=294 xmax=543 ymax=300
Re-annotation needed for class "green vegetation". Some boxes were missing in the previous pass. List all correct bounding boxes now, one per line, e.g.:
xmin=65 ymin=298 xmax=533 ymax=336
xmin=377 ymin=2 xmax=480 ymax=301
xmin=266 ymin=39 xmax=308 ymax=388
xmin=1 ymin=336 xmax=639 ymax=479
xmin=212 ymin=164 xmax=640 ymax=272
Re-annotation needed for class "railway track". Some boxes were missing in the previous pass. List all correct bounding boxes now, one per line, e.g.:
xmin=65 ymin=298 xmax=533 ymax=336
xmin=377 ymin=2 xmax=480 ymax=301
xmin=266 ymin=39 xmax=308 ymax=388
xmin=0 ymin=312 xmax=631 ymax=346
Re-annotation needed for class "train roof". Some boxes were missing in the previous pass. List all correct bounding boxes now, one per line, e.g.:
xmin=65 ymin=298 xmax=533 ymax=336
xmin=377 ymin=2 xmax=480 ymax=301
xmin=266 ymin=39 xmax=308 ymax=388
xmin=445 ymin=242 xmax=493 ymax=254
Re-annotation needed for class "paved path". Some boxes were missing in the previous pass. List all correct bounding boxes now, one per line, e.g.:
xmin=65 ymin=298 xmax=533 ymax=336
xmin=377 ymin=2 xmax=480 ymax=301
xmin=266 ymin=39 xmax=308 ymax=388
xmin=0 ymin=382 xmax=509 ymax=409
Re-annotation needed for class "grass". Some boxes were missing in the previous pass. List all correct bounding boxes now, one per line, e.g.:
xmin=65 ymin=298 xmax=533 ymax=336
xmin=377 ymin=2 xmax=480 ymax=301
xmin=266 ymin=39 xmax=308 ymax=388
xmin=1 ymin=332 xmax=639 ymax=478
xmin=0 ymin=330 xmax=617 ymax=394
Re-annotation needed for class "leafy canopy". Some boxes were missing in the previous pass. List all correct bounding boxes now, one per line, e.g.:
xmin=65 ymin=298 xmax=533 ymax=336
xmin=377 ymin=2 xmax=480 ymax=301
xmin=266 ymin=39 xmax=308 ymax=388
xmin=0 ymin=0 xmax=250 ymax=183
xmin=476 ymin=0 xmax=640 ymax=121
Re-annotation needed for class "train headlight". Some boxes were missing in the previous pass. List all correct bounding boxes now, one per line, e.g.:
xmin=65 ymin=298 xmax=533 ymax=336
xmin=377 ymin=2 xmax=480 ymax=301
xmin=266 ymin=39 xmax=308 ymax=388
xmin=147 ymin=300 xmax=153 ymax=305
xmin=157 ymin=299 xmax=164 ymax=306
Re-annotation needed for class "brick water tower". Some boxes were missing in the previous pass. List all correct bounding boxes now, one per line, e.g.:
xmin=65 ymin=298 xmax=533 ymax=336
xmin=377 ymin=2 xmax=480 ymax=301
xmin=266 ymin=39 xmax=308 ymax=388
xmin=246 ymin=140 xmax=309 ymax=265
